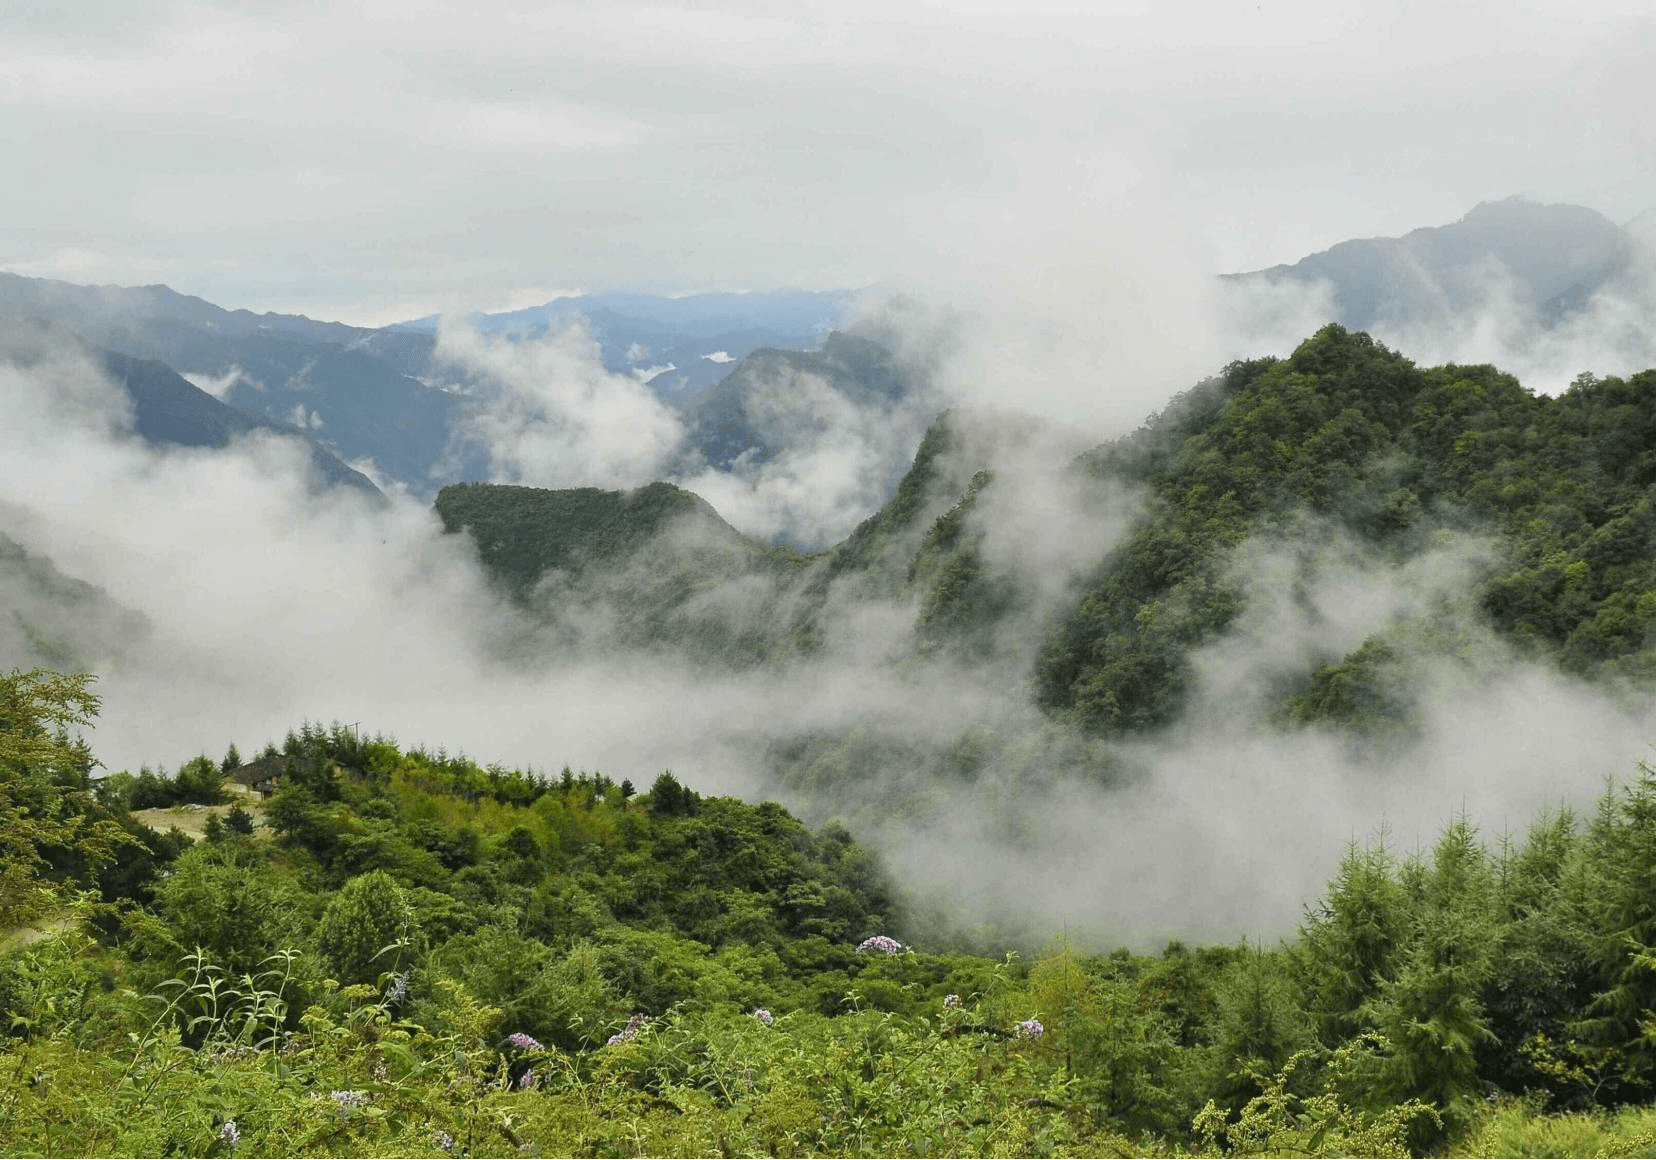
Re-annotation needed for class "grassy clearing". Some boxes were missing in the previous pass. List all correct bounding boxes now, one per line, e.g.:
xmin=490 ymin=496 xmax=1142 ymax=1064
xmin=131 ymin=791 xmax=267 ymax=841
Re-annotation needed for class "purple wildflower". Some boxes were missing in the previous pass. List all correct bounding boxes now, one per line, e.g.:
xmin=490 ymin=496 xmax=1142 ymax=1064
xmin=507 ymin=1031 xmax=543 ymax=1051
xmin=606 ymin=1013 xmax=648 ymax=1046
xmin=518 ymin=1068 xmax=538 ymax=1090
xmin=752 ymin=1008 xmax=774 ymax=1026
xmin=943 ymin=993 xmax=961 ymax=1009
xmin=1014 ymin=1018 xmax=1045 ymax=1041
xmin=219 ymin=1120 xmax=240 ymax=1146
xmin=855 ymin=935 xmax=903 ymax=955
xmin=435 ymin=1131 xmax=457 ymax=1155
xmin=330 ymin=1089 xmax=368 ymax=1111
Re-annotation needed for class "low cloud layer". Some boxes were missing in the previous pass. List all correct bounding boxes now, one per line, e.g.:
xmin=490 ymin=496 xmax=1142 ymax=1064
xmin=435 ymin=316 xmax=941 ymax=548
xmin=6 ymin=321 xmax=1656 ymax=952
xmin=678 ymin=363 xmax=938 ymax=547
xmin=436 ymin=318 xmax=686 ymax=490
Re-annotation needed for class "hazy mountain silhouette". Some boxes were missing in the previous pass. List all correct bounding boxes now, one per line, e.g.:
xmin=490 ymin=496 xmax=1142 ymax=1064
xmin=1226 ymin=197 xmax=1635 ymax=329
xmin=0 ymin=316 xmax=380 ymax=496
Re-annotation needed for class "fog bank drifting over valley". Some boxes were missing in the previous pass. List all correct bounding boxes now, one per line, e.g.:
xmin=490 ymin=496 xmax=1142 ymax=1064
xmin=8 ymin=272 xmax=1656 ymax=948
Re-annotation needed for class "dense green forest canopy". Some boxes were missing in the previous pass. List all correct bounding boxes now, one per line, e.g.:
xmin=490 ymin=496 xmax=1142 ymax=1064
xmin=1040 ymin=325 xmax=1656 ymax=735
xmin=433 ymin=481 xmax=807 ymax=601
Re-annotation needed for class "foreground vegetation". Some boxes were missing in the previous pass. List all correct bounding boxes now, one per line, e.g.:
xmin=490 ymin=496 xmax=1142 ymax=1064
xmin=9 ymin=669 xmax=1656 ymax=1155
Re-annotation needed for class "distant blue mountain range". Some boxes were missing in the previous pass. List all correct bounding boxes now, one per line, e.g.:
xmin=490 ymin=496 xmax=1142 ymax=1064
xmin=0 ymin=274 xmax=873 ymax=501
xmin=391 ymin=288 xmax=859 ymax=397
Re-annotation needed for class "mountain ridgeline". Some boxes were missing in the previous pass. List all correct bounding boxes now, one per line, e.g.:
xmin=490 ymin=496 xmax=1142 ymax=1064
xmin=0 ymin=272 xmax=860 ymax=500
xmin=1225 ymin=197 xmax=1642 ymax=330
xmin=675 ymin=331 xmax=915 ymax=471
xmin=439 ymin=324 xmax=1656 ymax=747
xmin=0 ymin=316 xmax=381 ymax=496
xmin=433 ymin=480 xmax=811 ymax=598
xmin=1044 ymin=325 xmax=1656 ymax=736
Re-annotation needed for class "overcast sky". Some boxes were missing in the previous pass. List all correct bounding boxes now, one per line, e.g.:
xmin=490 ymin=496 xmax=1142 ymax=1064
xmin=4 ymin=0 xmax=1653 ymax=326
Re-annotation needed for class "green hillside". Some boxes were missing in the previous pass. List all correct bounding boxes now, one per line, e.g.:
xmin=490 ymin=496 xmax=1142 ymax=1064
xmin=419 ymin=326 xmax=1656 ymax=862
xmin=1039 ymin=325 xmax=1656 ymax=735
xmin=434 ymin=480 xmax=802 ymax=598
xmin=435 ymin=480 xmax=816 ymax=662
xmin=13 ymin=670 xmax=1656 ymax=1155
xmin=436 ymin=326 xmax=1656 ymax=744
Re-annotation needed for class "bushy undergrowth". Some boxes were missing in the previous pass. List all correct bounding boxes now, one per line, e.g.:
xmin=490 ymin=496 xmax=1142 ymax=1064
xmin=3 ymin=920 xmax=1429 ymax=1159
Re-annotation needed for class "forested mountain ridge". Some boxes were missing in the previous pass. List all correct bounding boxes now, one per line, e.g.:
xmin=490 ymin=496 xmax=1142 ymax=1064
xmin=438 ymin=324 xmax=1656 ymax=748
xmin=434 ymin=407 xmax=992 ymax=667
xmin=434 ymin=480 xmax=807 ymax=598
xmin=435 ymin=480 xmax=818 ymax=663
xmin=1041 ymin=325 xmax=1656 ymax=735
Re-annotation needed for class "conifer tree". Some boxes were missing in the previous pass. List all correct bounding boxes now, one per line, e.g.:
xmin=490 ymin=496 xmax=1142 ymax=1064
xmin=1573 ymin=764 xmax=1656 ymax=1095
xmin=1364 ymin=815 xmax=1496 ymax=1137
xmin=224 ymin=801 xmax=255 ymax=835
xmin=1296 ymin=836 xmax=1408 ymax=1045
xmin=1209 ymin=942 xmax=1312 ymax=1108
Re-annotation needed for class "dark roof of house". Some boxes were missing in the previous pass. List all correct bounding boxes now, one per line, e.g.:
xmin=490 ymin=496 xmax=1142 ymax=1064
xmin=227 ymin=754 xmax=289 ymax=788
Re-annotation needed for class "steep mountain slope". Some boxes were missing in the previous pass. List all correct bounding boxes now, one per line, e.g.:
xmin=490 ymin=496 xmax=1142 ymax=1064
xmin=673 ymin=331 xmax=914 ymax=470
xmin=434 ymin=480 xmax=815 ymax=662
xmin=0 ymin=532 xmax=149 ymax=672
xmin=434 ymin=481 xmax=802 ymax=596
xmin=99 ymin=349 xmax=382 ymax=496
xmin=441 ymin=325 xmax=1656 ymax=752
xmin=0 ymin=317 xmax=379 ymax=496
xmin=1041 ymin=324 xmax=1656 ymax=735
xmin=0 ymin=272 xmax=463 ymax=490
xmin=1226 ymin=198 xmax=1633 ymax=330
xmin=0 ymin=273 xmax=875 ymax=511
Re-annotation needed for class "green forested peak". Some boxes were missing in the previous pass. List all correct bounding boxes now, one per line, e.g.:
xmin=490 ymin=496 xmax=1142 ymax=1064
xmin=434 ymin=479 xmax=802 ymax=599
xmin=1043 ymin=326 xmax=1656 ymax=735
